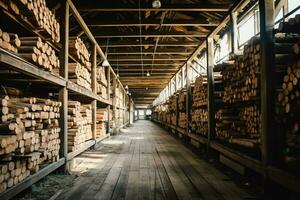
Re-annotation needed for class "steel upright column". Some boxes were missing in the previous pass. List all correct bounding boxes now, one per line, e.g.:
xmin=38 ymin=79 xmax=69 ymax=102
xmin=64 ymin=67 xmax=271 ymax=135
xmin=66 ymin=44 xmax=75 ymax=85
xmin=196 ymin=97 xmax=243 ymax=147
xmin=58 ymin=0 xmax=69 ymax=171
xmin=206 ymin=37 xmax=215 ymax=148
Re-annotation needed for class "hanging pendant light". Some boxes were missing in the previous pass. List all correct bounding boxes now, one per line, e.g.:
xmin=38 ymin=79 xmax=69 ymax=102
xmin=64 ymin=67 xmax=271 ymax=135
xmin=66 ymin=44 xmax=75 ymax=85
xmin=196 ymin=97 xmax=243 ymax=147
xmin=152 ymin=0 xmax=161 ymax=8
xmin=102 ymin=58 xmax=110 ymax=67
xmin=146 ymin=71 xmax=151 ymax=77
xmin=125 ymin=85 xmax=129 ymax=90
xmin=102 ymin=39 xmax=110 ymax=67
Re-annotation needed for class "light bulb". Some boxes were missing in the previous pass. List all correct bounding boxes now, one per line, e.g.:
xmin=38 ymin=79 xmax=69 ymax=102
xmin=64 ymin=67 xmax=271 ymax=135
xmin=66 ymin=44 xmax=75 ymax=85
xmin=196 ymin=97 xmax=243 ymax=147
xmin=146 ymin=71 xmax=150 ymax=77
xmin=102 ymin=59 xmax=110 ymax=67
xmin=125 ymin=85 xmax=128 ymax=90
xmin=152 ymin=0 xmax=161 ymax=8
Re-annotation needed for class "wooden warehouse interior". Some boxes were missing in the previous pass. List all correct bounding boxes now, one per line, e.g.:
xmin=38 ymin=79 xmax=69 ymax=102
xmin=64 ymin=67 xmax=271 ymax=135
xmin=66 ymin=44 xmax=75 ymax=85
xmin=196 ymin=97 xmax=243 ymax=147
xmin=0 ymin=0 xmax=300 ymax=199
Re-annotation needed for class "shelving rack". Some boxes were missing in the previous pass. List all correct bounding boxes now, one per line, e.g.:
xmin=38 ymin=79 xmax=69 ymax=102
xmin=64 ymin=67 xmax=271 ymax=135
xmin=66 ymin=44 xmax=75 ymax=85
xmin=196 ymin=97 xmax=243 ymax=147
xmin=152 ymin=0 xmax=300 ymax=196
xmin=0 ymin=0 xmax=132 ymax=199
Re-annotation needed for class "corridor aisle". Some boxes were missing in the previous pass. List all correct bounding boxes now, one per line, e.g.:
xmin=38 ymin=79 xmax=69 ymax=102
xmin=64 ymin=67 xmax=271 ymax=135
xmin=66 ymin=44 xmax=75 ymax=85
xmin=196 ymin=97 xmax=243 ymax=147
xmin=57 ymin=120 xmax=253 ymax=200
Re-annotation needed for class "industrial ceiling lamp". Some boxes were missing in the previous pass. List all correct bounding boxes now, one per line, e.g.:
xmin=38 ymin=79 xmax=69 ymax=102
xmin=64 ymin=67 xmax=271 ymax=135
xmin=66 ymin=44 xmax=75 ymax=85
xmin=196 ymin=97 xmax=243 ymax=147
xmin=102 ymin=38 xmax=110 ymax=67
xmin=152 ymin=0 xmax=161 ymax=8
xmin=102 ymin=57 xmax=110 ymax=67
xmin=146 ymin=71 xmax=151 ymax=77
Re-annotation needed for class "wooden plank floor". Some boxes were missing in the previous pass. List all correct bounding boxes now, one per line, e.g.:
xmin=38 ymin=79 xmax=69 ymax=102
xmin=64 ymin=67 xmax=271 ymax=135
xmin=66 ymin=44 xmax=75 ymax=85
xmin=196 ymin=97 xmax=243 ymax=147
xmin=57 ymin=120 xmax=253 ymax=200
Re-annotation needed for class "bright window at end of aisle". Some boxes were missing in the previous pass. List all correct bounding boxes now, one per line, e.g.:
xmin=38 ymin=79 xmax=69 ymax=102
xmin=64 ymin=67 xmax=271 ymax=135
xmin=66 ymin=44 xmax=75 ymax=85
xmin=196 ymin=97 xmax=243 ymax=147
xmin=288 ymin=0 xmax=300 ymax=18
xmin=238 ymin=15 xmax=255 ymax=46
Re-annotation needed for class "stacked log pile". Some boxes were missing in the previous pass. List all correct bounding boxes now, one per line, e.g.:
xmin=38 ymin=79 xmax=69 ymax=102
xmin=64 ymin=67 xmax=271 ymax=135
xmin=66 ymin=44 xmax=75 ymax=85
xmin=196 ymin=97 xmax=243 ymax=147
xmin=215 ymin=106 xmax=261 ymax=148
xmin=275 ymin=15 xmax=300 ymax=164
xmin=67 ymin=101 xmax=92 ymax=152
xmin=19 ymin=37 xmax=59 ymax=72
xmin=190 ymin=75 xmax=208 ymax=136
xmin=96 ymin=108 xmax=107 ymax=138
xmin=215 ymin=49 xmax=262 ymax=149
xmin=67 ymin=63 xmax=91 ymax=90
xmin=178 ymin=90 xmax=186 ymax=129
xmin=0 ymin=28 xmax=21 ymax=53
xmin=222 ymin=37 xmax=260 ymax=103
xmin=1 ymin=0 xmax=60 ymax=43
xmin=0 ymin=88 xmax=61 ymax=193
xmin=166 ymin=95 xmax=176 ymax=126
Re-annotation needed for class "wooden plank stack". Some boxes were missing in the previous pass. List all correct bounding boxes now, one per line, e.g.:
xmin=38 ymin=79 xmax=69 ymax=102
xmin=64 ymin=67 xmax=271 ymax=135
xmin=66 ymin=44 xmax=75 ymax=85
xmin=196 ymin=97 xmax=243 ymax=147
xmin=275 ymin=15 xmax=300 ymax=165
xmin=69 ymin=37 xmax=91 ymax=71
xmin=0 ymin=88 xmax=61 ymax=193
xmin=0 ymin=28 xmax=21 ymax=53
xmin=18 ymin=37 xmax=60 ymax=72
xmin=67 ymin=101 xmax=92 ymax=152
xmin=190 ymin=75 xmax=208 ymax=136
xmin=96 ymin=108 xmax=107 ymax=138
xmin=96 ymin=67 xmax=108 ymax=99
xmin=67 ymin=62 xmax=91 ymax=90
xmin=2 ymin=0 xmax=60 ymax=43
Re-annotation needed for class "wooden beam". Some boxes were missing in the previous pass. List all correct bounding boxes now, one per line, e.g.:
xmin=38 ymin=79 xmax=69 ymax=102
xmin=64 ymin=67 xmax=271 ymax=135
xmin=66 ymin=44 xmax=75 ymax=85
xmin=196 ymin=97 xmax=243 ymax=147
xmin=108 ymin=51 xmax=192 ymax=55
xmin=87 ymin=19 xmax=219 ymax=27
xmin=109 ymin=58 xmax=186 ymax=61
xmin=94 ymin=31 xmax=207 ymax=38
xmin=99 ymin=41 xmax=199 ymax=47
xmin=116 ymin=69 xmax=178 ymax=72
xmin=110 ymin=63 xmax=183 ymax=66
xmin=78 ymin=4 xmax=230 ymax=12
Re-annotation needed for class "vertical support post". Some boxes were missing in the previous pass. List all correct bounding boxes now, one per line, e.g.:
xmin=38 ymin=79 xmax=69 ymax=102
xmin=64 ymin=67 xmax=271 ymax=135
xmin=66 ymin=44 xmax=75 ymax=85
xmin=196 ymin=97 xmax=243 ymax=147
xmin=186 ymin=63 xmax=191 ymax=135
xmin=259 ymin=0 xmax=277 ymax=196
xmin=181 ymin=69 xmax=184 ymax=88
xmin=206 ymin=37 xmax=215 ymax=147
xmin=123 ymin=90 xmax=126 ymax=126
xmin=107 ymin=68 xmax=111 ymax=134
xmin=58 ymin=1 xmax=69 ymax=171
xmin=112 ymin=75 xmax=117 ymax=134
xmin=174 ymin=75 xmax=177 ymax=92
xmin=230 ymin=11 xmax=238 ymax=54
xmin=91 ymin=45 xmax=97 ymax=140
xmin=128 ymin=96 xmax=131 ymax=125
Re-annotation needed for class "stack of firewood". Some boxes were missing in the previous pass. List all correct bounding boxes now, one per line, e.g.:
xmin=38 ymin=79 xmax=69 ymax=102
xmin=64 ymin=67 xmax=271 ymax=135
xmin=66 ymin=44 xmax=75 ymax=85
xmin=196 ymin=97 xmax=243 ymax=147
xmin=222 ymin=37 xmax=260 ymax=103
xmin=275 ymin=15 xmax=300 ymax=162
xmin=69 ymin=37 xmax=91 ymax=70
xmin=191 ymin=109 xmax=208 ymax=136
xmin=0 ymin=88 xmax=61 ymax=192
xmin=96 ymin=108 xmax=107 ymax=138
xmin=0 ymin=159 xmax=29 ymax=193
xmin=168 ymin=95 xmax=177 ymax=126
xmin=3 ymin=0 xmax=60 ymax=43
xmin=178 ymin=90 xmax=186 ymax=129
xmin=215 ymin=106 xmax=261 ymax=148
xmin=67 ymin=63 xmax=91 ymax=90
xmin=19 ymin=37 xmax=60 ymax=72
xmin=67 ymin=101 xmax=92 ymax=152
xmin=0 ymin=29 xmax=21 ymax=53
xmin=190 ymin=75 xmax=209 ymax=136
xmin=192 ymin=75 xmax=207 ymax=107
xmin=96 ymin=67 xmax=108 ymax=99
